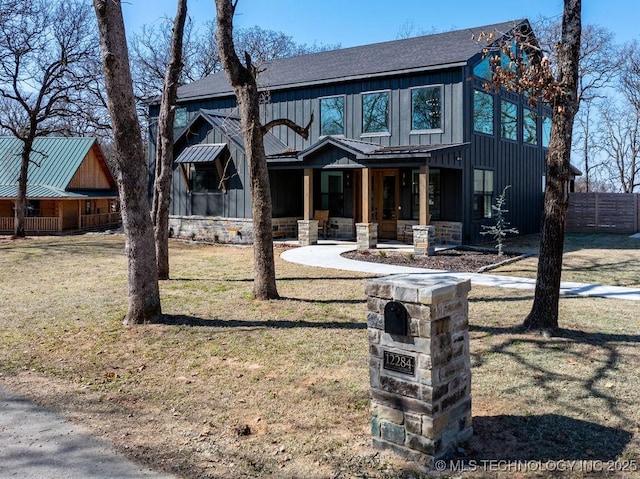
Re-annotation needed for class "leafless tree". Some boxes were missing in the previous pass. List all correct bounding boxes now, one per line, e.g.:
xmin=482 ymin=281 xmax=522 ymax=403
xmin=0 ymin=0 xmax=100 ymax=237
xmin=151 ymin=0 xmax=187 ymax=280
xmin=598 ymin=100 xmax=640 ymax=193
xmin=215 ymin=0 xmax=313 ymax=300
xmin=93 ymin=0 xmax=161 ymax=325
xmin=484 ymin=1 xmax=582 ymax=333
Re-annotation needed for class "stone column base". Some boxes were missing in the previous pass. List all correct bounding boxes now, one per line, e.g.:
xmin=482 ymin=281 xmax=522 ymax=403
xmin=356 ymin=222 xmax=377 ymax=251
xmin=297 ymin=220 xmax=318 ymax=246
xmin=413 ymin=225 xmax=435 ymax=256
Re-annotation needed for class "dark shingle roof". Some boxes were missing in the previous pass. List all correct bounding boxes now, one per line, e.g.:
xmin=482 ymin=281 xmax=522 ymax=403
xmin=177 ymin=20 xmax=526 ymax=101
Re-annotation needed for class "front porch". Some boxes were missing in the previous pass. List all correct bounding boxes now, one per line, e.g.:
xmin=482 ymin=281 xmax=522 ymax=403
xmin=0 ymin=212 xmax=121 ymax=234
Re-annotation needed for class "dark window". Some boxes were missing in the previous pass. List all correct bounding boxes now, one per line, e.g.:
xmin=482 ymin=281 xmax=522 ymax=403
xmin=85 ymin=200 xmax=91 ymax=215
xmin=320 ymin=171 xmax=344 ymax=216
xmin=524 ymin=108 xmax=537 ymax=145
xmin=320 ymin=96 xmax=345 ymax=136
xmin=411 ymin=169 xmax=440 ymax=221
xmin=27 ymin=200 xmax=41 ymax=217
xmin=192 ymin=164 xmax=221 ymax=192
xmin=473 ymin=169 xmax=494 ymax=219
xmin=473 ymin=90 xmax=494 ymax=135
xmin=411 ymin=86 xmax=442 ymax=131
xmin=362 ymin=91 xmax=389 ymax=134
xmin=501 ymin=100 xmax=518 ymax=141
xmin=542 ymin=116 xmax=551 ymax=147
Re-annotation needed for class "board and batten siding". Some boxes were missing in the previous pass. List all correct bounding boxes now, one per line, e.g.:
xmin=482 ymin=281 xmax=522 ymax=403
xmin=257 ymin=69 xmax=465 ymax=151
xmin=168 ymin=118 xmax=251 ymax=219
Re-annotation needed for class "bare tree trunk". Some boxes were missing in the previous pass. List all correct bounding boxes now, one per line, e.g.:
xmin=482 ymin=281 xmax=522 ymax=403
xmin=151 ymin=0 xmax=187 ymax=280
xmin=214 ymin=0 xmax=312 ymax=299
xmin=524 ymin=0 xmax=581 ymax=334
xmin=93 ymin=0 xmax=161 ymax=324
xmin=13 ymin=145 xmax=31 ymax=238
xmin=215 ymin=0 xmax=279 ymax=300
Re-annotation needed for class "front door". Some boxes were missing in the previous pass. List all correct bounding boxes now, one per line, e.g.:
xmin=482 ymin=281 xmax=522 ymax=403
xmin=373 ymin=169 xmax=399 ymax=239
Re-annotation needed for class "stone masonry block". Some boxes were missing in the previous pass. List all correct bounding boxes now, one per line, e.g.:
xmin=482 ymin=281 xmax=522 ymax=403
xmin=372 ymin=404 xmax=404 ymax=424
xmin=379 ymin=375 xmax=420 ymax=400
xmin=404 ymin=303 xmax=431 ymax=321
xmin=406 ymin=432 xmax=435 ymax=455
xmin=404 ymin=412 xmax=422 ymax=435
xmin=371 ymin=388 xmax=433 ymax=416
xmin=392 ymin=285 xmax=418 ymax=303
xmin=367 ymin=296 xmax=387 ymax=314
xmin=380 ymin=333 xmax=430 ymax=353
xmin=365 ymin=280 xmax=393 ymax=299
xmin=371 ymin=416 xmax=380 ymax=437
xmin=367 ymin=312 xmax=384 ymax=330
xmin=380 ymin=421 xmax=405 ymax=445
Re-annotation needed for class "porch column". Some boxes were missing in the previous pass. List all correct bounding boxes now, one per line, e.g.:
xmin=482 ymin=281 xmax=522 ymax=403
xmin=298 ymin=168 xmax=317 ymax=245
xmin=361 ymin=167 xmax=371 ymax=223
xmin=356 ymin=167 xmax=377 ymax=250
xmin=303 ymin=168 xmax=313 ymax=220
xmin=77 ymin=200 xmax=82 ymax=230
xmin=58 ymin=201 xmax=64 ymax=232
xmin=419 ymin=165 xmax=429 ymax=225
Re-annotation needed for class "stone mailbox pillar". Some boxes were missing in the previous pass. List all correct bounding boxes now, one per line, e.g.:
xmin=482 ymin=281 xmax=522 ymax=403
xmin=365 ymin=274 xmax=472 ymax=464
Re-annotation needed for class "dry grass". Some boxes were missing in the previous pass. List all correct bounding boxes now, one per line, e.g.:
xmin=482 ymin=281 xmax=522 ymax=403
xmin=494 ymin=233 xmax=640 ymax=287
xmin=0 ymin=234 xmax=639 ymax=478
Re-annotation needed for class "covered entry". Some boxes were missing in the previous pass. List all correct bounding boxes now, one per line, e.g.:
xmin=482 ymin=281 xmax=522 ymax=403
xmin=267 ymin=136 xmax=466 ymax=244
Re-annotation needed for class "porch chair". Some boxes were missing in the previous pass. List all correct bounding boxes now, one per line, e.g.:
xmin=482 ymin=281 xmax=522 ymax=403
xmin=314 ymin=209 xmax=330 ymax=239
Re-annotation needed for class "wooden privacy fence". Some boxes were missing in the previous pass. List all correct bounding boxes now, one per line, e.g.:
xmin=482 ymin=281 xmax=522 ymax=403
xmin=566 ymin=193 xmax=640 ymax=233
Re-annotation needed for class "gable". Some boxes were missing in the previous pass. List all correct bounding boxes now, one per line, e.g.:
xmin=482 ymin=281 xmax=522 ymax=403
xmin=0 ymin=137 xmax=114 ymax=198
xmin=68 ymin=143 xmax=115 ymax=190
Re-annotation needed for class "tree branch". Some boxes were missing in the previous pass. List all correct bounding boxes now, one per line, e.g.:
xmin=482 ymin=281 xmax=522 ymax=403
xmin=261 ymin=112 xmax=313 ymax=139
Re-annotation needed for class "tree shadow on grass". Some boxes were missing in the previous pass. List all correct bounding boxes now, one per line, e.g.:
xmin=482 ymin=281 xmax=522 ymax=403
xmin=468 ymin=324 xmax=640 ymax=464
xmin=159 ymin=314 xmax=366 ymax=330
xmin=467 ymin=413 xmax=632 ymax=461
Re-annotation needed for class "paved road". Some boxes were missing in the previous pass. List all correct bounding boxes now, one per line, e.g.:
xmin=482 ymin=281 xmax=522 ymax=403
xmin=0 ymin=384 xmax=176 ymax=479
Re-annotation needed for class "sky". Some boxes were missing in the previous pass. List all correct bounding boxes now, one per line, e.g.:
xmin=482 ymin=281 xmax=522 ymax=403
xmin=122 ymin=0 xmax=640 ymax=48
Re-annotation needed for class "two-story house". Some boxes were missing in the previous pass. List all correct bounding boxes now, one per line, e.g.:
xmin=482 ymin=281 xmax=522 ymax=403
xmin=149 ymin=19 xmax=559 ymax=245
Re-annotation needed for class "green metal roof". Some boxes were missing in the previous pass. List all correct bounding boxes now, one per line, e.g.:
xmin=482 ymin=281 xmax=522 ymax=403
xmin=0 ymin=137 xmax=115 ymax=199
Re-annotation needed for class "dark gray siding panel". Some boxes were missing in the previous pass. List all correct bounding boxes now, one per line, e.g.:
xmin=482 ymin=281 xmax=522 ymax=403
xmin=270 ymin=170 xmax=303 ymax=217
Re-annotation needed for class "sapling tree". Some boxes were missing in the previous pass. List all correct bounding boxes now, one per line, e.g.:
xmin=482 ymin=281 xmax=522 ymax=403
xmin=480 ymin=185 xmax=519 ymax=256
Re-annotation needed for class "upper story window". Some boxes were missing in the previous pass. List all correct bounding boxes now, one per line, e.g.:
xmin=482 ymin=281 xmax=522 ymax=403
xmin=542 ymin=116 xmax=552 ymax=148
xmin=524 ymin=108 xmax=537 ymax=145
xmin=473 ymin=89 xmax=494 ymax=135
xmin=174 ymin=107 xmax=187 ymax=128
xmin=473 ymin=57 xmax=492 ymax=81
xmin=362 ymin=91 xmax=390 ymax=135
xmin=473 ymin=169 xmax=494 ymax=219
xmin=411 ymin=86 xmax=442 ymax=131
xmin=320 ymin=96 xmax=345 ymax=136
xmin=501 ymin=100 xmax=518 ymax=141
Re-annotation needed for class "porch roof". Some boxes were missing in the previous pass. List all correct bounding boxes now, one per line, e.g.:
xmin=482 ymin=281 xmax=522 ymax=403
xmin=0 ymin=184 xmax=116 ymax=199
xmin=266 ymin=136 xmax=469 ymax=168
xmin=175 ymin=143 xmax=227 ymax=164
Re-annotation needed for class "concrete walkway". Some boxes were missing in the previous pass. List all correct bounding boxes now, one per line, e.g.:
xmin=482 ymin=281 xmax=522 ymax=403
xmin=0 ymin=384 xmax=176 ymax=479
xmin=280 ymin=241 xmax=640 ymax=301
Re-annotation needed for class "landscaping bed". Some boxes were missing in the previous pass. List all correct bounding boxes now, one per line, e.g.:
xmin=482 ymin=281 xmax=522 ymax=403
xmin=343 ymin=246 xmax=525 ymax=273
